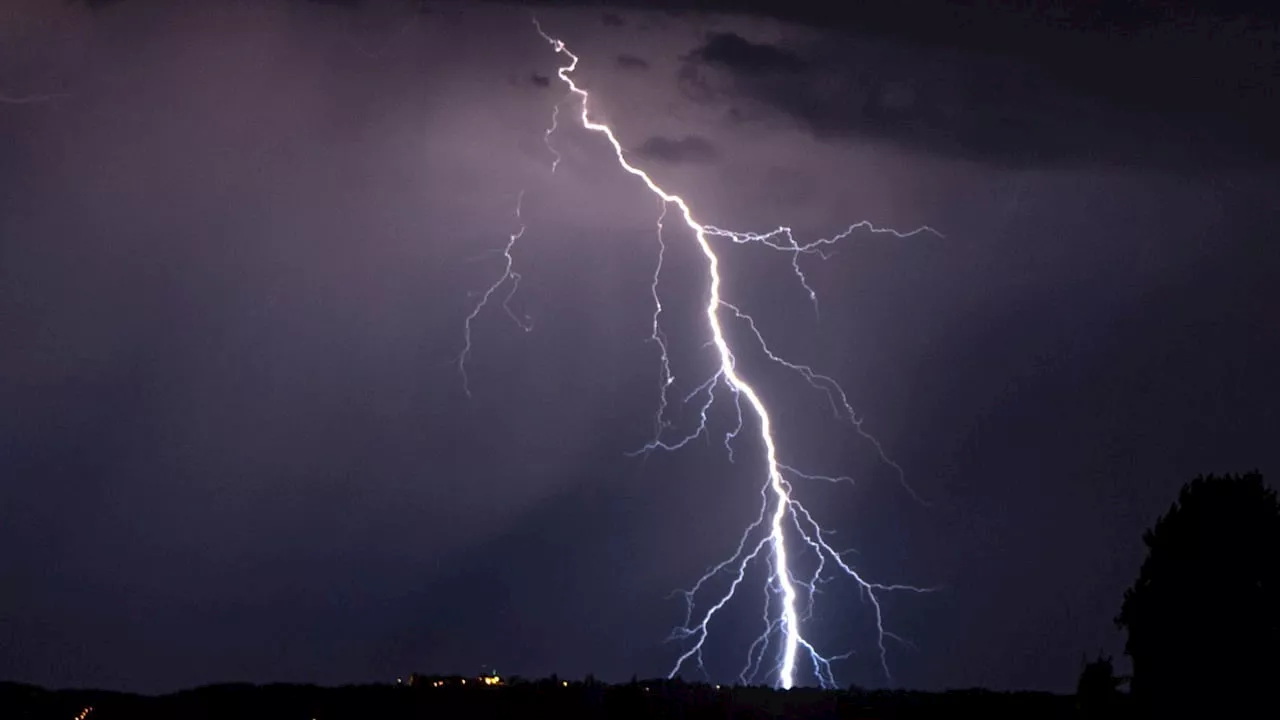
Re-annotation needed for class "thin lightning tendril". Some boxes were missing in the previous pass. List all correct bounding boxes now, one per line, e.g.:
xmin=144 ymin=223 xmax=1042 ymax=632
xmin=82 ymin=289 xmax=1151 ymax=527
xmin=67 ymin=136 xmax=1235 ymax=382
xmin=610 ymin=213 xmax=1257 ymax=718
xmin=457 ymin=190 xmax=532 ymax=398
xmin=647 ymin=197 xmax=675 ymax=443
xmin=545 ymin=99 xmax=565 ymax=173
xmin=459 ymin=19 xmax=940 ymax=688
xmin=0 ymin=92 xmax=70 ymax=105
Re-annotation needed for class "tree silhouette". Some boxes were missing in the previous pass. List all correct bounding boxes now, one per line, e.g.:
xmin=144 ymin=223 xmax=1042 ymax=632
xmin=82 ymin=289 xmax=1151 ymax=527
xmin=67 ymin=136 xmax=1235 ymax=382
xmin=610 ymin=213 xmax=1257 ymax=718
xmin=1116 ymin=471 xmax=1279 ymax=718
xmin=1074 ymin=653 xmax=1124 ymax=719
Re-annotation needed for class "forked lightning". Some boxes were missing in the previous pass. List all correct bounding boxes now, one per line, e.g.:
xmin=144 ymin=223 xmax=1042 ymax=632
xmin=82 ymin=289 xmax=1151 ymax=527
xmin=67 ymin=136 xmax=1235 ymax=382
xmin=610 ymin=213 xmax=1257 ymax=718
xmin=460 ymin=18 xmax=938 ymax=689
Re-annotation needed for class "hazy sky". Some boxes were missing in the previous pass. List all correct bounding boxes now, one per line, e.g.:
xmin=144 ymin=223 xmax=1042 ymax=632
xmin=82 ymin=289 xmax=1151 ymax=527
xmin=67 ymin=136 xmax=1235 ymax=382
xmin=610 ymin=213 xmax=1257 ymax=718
xmin=2 ymin=0 xmax=1277 ymax=694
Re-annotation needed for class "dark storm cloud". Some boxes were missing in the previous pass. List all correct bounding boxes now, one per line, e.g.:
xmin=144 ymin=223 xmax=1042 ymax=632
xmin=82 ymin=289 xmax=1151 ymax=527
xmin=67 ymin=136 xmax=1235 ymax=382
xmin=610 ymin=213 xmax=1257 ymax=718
xmin=498 ymin=0 xmax=1280 ymax=41
xmin=530 ymin=72 xmax=551 ymax=87
xmin=680 ymin=26 xmax=1280 ymax=171
xmin=509 ymin=0 xmax=1280 ymax=171
xmin=632 ymin=134 xmax=718 ymax=164
xmin=601 ymin=12 xmax=625 ymax=27
xmin=687 ymin=32 xmax=806 ymax=76
xmin=615 ymin=53 xmax=649 ymax=71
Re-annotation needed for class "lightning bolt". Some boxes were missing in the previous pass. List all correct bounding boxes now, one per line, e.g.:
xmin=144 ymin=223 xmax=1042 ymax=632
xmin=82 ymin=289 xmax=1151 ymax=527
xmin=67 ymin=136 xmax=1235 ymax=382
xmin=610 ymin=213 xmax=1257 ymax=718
xmin=466 ymin=18 xmax=940 ymax=689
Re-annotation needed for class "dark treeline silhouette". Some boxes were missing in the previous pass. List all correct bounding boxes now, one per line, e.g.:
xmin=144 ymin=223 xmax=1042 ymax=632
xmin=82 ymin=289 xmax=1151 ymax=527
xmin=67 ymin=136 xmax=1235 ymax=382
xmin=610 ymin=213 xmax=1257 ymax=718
xmin=1115 ymin=471 xmax=1279 ymax=719
xmin=1 ymin=677 xmax=1074 ymax=720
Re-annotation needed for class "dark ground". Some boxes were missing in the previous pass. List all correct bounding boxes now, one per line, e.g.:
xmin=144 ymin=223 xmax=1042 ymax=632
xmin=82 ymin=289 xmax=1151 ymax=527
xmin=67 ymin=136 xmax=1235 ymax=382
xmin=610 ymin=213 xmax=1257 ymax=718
xmin=1 ymin=676 xmax=1087 ymax=720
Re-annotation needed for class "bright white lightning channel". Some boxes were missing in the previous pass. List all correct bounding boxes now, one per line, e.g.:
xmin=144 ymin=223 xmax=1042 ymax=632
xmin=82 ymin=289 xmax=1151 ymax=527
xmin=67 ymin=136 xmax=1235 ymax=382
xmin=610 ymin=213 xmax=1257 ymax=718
xmin=461 ymin=19 xmax=939 ymax=689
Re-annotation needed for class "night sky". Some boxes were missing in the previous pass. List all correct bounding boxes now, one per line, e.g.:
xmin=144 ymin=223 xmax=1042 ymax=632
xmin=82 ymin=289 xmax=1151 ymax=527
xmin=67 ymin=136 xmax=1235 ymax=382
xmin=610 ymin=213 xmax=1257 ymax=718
xmin=3 ymin=0 xmax=1278 ymax=696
